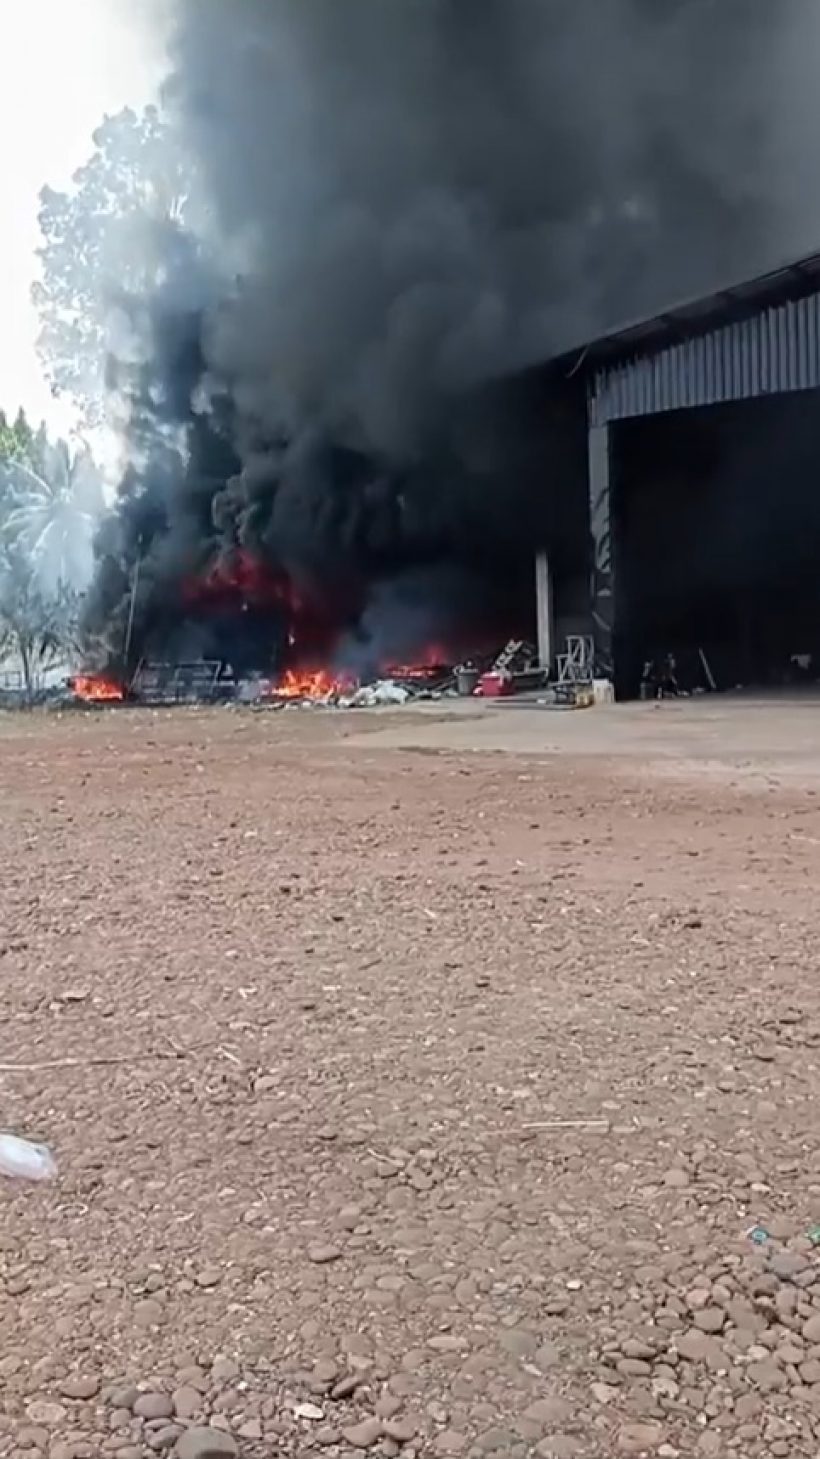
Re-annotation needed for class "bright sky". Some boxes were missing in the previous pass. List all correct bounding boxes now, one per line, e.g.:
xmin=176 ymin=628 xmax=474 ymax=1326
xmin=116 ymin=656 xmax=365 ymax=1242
xmin=0 ymin=1 xmax=164 ymax=437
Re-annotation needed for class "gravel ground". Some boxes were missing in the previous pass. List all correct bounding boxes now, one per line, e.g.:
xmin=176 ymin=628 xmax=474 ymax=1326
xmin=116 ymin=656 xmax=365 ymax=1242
xmin=2 ymin=704 xmax=820 ymax=1459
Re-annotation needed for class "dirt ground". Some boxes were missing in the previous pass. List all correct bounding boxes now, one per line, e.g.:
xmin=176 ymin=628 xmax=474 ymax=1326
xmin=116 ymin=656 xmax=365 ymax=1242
xmin=3 ymin=699 xmax=820 ymax=1459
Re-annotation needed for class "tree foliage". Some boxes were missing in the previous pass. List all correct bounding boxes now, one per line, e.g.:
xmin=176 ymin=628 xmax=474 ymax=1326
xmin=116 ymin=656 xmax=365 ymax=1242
xmin=2 ymin=441 xmax=104 ymax=594
xmin=32 ymin=105 xmax=189 ymax=426
xmin=0 ymin=407 xmax=34 ymax=471
xmin=0 ymin=545 xmax=80 ymax=698
xmin=0 ymin=410 xmax=100 ymax=695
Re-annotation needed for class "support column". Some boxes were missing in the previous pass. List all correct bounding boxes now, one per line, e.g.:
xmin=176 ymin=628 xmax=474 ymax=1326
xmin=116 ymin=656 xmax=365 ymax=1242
xmin=535 ymin=550 xmax=554 ymax=675
xmin=588 ymin=423 xmax=615 ymax=682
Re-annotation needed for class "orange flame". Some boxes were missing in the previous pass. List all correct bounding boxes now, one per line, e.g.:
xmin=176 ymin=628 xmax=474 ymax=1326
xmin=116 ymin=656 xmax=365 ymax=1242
xmin=272 ymin=668 xmax=356 ymax=700
xmin=269 ymin=644 xmax=452 ymax=700
xmin=383 ymin=645 xmax=450 ymax=680
xmin=70 ymin=675 xmax=125 ymax=703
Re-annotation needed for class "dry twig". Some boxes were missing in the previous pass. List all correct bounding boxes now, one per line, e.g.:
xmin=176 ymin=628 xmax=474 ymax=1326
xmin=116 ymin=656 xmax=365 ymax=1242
xmin=0 ymin=1049 xmax=184 ymax=1073
xmin=522 ymin=1118 xmax=611 ymax=1131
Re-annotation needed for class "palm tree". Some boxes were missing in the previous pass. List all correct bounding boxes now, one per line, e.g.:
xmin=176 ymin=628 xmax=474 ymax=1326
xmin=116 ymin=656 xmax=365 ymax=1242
xmin=1 ymin=438 xmax=104 ymax=593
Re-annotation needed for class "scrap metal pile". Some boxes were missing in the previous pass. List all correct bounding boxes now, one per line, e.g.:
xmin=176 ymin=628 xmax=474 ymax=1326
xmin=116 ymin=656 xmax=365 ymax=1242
xmin=54 ymin=638 xmax=590 ymax=712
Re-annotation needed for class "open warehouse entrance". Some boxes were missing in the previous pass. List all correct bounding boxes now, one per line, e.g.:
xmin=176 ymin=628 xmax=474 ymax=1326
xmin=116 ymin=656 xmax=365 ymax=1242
xmin=612 ymin=391 xmax=820 ymax=698
xmin=581 ymin=252 xmax=820 ymax=699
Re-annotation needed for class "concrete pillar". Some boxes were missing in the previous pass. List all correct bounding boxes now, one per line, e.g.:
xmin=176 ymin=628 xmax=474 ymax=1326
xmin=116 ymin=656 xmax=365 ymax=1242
xmin=535 ymin=550 xmax=554 ymax=674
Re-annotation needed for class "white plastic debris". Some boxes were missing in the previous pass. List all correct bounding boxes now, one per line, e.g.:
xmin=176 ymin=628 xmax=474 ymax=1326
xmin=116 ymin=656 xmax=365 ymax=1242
xmin=341 ymin=679 xmax=412 ymax=709
xmin=294 ymin=1403 xmax=325 ymax=1421
xmin=0 ymin=1134 xmax=57 ymax=1182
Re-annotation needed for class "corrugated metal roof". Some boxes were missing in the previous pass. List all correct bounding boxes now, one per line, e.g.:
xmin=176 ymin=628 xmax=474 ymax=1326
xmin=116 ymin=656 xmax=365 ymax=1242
xmin=589 ymin=289 xmax=820 ymax=426
xmin=563 ymin=245 xmax=820 ymax=371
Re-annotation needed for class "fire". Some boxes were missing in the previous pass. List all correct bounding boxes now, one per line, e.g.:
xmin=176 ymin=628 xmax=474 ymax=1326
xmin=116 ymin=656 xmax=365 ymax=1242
xmin=383 ymin=644 xmax=451 ymax=680
xmin=272 ymin=668 xmax=356 ymax=700
xmin=69 ymin=674 xmax=125 ymax=703
xmin=269 ymin=644 xmax=453 ymax=701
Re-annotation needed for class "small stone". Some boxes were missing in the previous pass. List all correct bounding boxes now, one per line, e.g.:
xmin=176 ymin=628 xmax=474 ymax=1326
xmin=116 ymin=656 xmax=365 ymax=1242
xmin=617 ymin=1358 xmax=652 ymax=1377
xmin=59 ymin=1375 xmax=100 ymax=1400
xmin=210 ymin=1359 xmax=239 ymax=1385
xmin=331 ymin=1375 xmax=361 ymax=1400
xmin=342 ymin=1418 xmax=383 ymax=1449
xmin=591 ymin=1383 xmax=618 ymax=1406
xmin=693 ymin=1308 xmax=724 ymax=1334
xmin=375 ymin=1396 xmax=403 ymax=1420
xmin=18 ymin=1426 xmax=48 ymax=1450
xmin=621 ymin=1340 xmax=658 ymax=1361
xmin=800 ymin=1358 xmax=820 ymax=1383
xmin=803 ymin=1314 xmax=820 ymax=1342
xmin=523 ymin=1399 xmax=573 ymax=1427
xmin=676 ymin=1331 xmax=720 ymax=1364
xmin=696 ymin=1434 xmax=721 ymax=1457
xmin=500 ymin=1328 xmax=537 ymax=1358
xmin=771 ymin=1251 xmax=807 ymax=1282
xmin=383 ymin=1417 xmax=417 ymax=1443
xmin=236 ymin=1420 xmax=262 ymax=1440
xmin=313 ymin=1359 xmax=339 ymax=1385
xmin=25 ymin=1402 xmax=66 ymax=1426
xmin=315 ymin=1429 xmax=341 ymax=1447
xmin=428 ymin=1335 xmax=465 ymax=1353
xmin=537 ymin=1439 xmax=584 ymax=1459
xmin=149 ymin=1425 xmax=184 ymax=1451
xmin=135 ymin=1393 xmax=175 ymax=1421
xmin=195 ymin=1268 xmax=221 ymax=1289
xmin=746 ymin=1360 xmax=786 ymax=1393
xmin=617 ymin=1423 xmax=664 ymax=1453
xmin=435 ymin=1433 xmax=468 ymax=1455
xmin=733 ymin=1394 xmax=762 ymax=1422
xmin=475 ymin=1429 xmax=516 ymax=1453
xmin=309 ymin=1244 xmax=342 ymax=1265
xmin=108 ymin=1385 xmax=139 ymax=1412
xmin=134 ymin=1299 xmax=165 ymax=1327
xmin=172 ymin=1387 xmax=203 ymax=1420
xmin=294 ymin=1403 xmax=325 ymax=1421
xmin=663 ymin=1169 xmax=689 ymax=1188
xmin=174 ymin=1428 xmax=239 ymax=1459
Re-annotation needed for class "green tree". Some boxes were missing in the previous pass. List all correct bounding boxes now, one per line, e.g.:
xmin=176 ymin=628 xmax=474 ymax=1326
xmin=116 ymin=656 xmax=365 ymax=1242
xmin=1 ymin=439 xmax=104 ymax=593
xmin=0 ymin=545 xmax=79 ymax=700
xmin=0 ymin=407 xmax=36 ymax=466
xmin=32 ymin=105 xmax=190 ymax=426
xmin=0 ymin=408 xmax=39 ymax=525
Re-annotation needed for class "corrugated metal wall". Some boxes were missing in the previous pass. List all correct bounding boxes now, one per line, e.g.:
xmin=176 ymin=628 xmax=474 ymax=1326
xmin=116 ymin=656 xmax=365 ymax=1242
xmin=589 ymin=290 xmax=820 ymax=426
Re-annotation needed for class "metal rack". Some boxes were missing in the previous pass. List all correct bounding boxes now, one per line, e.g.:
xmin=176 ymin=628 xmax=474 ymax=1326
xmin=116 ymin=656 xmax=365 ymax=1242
xmin=555 ymin=635 xmax=595 ymax=687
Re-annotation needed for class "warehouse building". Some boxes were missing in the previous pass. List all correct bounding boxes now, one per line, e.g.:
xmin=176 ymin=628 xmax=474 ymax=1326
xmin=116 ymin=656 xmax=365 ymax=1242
xmin=555 ymin=249 xmax=820 ymax=699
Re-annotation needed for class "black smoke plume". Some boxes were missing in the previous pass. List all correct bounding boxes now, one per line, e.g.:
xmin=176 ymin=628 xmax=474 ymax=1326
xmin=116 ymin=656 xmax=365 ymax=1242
xmin=86 ymin=0 xmax=820 ymax=673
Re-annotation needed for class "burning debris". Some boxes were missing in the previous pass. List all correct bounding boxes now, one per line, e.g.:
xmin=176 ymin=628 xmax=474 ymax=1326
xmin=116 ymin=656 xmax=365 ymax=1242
xmin=67 ymin=674 xmax=126 ymax=704
xmin=60 ymin=646 xmax=461 ymax=712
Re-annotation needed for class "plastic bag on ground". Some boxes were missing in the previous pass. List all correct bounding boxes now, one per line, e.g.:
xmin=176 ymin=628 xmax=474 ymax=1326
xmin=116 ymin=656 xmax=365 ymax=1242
xmin=0 ymin=1133 xmax=57 ymax=1181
